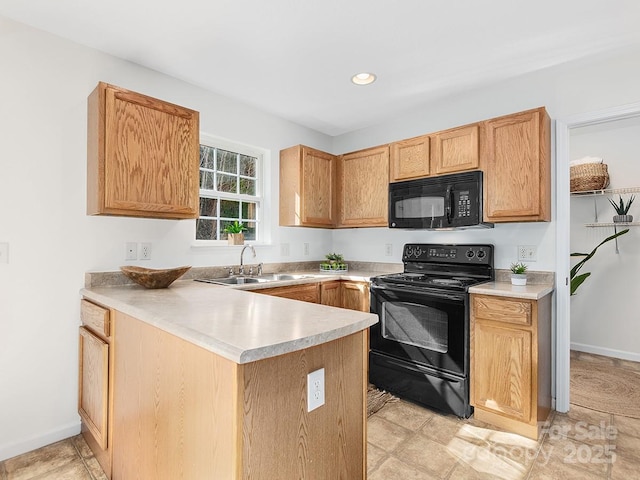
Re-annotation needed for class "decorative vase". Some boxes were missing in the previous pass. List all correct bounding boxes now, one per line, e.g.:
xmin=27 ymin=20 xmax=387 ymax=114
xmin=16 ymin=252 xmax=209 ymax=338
xmin=227 ymin=233 xmax=245 ymax=245
xmin=511 ymin=274 xmax=527 ymax=286
xmin=613 ymin=214 xmax=633 ymax=223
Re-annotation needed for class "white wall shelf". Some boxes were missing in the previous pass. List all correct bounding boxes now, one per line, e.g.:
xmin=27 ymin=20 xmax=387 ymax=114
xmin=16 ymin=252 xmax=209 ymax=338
xmin=583 ymin=222 xmax=640 ymax=227
xmin=570 ymin=186 xmax=640 ymax=197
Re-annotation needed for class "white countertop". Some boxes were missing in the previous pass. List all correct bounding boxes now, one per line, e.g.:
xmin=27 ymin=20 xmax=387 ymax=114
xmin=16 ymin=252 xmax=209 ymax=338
xmin=81 ymin=275 xmax=379 ymax=365
xmin=469 ymin=281 xmax=554 ymax=300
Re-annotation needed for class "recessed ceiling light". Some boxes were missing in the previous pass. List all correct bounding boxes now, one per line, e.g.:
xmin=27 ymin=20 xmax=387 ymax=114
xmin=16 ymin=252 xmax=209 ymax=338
xmin=351 ymin=72 xmax=377 ymax=86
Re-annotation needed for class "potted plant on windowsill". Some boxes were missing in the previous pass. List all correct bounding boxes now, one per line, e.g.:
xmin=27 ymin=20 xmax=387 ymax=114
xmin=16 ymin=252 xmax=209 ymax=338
xmin=608 ymin=194 xmax=635 ymax=223
xmin=510 ymin=262 xmax=528 ymax=286
xmin=223 ymin=221 xmax=247 ymax=245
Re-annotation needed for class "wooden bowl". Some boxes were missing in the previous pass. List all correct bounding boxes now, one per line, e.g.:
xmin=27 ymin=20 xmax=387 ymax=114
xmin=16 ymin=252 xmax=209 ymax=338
xmin=120 ymin=265 xmax=191 ymax=289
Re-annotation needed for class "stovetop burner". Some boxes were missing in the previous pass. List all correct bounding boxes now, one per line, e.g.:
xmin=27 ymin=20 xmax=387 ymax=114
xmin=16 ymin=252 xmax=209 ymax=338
xmin=373 ymin=243 xmax=494 ymax=292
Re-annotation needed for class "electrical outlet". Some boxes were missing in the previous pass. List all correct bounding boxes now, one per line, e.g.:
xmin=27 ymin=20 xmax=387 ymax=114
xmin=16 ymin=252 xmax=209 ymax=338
xmin=307 ymin=368 xmax=325 ymax=412
xmin=517 ymin=245 xmax=537 ymax=262
xmin=385 ymin=243 xmax=393 ymax=256
xmin=125 ymin=242 xmax=137 ymax=260
xmin=0 ymin=242 xmax=8 ymax=264
xmin=304 ymin=243 xmax=310 ymax=256
xmin=140 ymin=242 xmax=152 ymax=260
xmin=280 ymin=243 xmax=290 ymax=256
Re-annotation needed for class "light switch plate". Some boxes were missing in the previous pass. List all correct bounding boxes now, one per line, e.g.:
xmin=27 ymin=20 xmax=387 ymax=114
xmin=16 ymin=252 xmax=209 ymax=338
xmin=0 ymin=242 xmax=8 ymax=264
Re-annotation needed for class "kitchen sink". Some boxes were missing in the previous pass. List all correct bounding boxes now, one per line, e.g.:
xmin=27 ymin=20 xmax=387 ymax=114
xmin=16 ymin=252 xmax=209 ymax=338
xmin=196 ymin=273 xmax=313 ymax=286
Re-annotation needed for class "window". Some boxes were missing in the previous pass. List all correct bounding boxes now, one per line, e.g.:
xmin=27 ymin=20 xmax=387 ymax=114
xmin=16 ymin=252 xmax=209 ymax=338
xmin=197 ymin=136 xmax=262 ymax=242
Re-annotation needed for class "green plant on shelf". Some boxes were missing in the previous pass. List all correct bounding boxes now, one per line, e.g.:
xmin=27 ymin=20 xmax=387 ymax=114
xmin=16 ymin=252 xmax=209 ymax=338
xmin=222 ymin=221 xmax=247 ymax=234
xmin=607 ymin=194 xmax=635 ymax=215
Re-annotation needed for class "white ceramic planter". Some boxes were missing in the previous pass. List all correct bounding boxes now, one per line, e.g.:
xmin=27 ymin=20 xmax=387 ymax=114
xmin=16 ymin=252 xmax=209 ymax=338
xmin=511 ymin=274 xmax=527 ymax=286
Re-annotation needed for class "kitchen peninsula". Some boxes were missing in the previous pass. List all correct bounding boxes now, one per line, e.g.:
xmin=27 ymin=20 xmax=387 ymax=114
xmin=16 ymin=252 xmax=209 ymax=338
xmin=79 ymin=280 xmax=377 ymax=480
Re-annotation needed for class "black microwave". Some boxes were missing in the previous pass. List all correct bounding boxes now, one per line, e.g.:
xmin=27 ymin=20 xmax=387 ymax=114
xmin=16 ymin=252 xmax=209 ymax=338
xmin=388 ymin=171 xmax=493 ymax=230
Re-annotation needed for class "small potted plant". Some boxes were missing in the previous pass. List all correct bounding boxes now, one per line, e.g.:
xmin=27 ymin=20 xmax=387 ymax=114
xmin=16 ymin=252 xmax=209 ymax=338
xmin=320 ymin=253 xmax=347 ymax=272
xmin=223 ymin=221 xmax=247 ymax=245
xmin=608 ymin=194 xmax=635 ymax=223
xmin=510 ymin=262 xmax=528 ymax=286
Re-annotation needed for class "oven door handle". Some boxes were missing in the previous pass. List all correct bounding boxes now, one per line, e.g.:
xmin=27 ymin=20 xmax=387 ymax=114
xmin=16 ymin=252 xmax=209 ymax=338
xmin=370 ymin=283 xmax=465 ymax=302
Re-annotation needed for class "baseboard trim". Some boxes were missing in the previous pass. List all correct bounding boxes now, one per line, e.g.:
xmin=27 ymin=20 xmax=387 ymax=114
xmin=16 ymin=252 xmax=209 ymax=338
xmin=0 ymin=421 xmax=81 ymax=462
xmin=571 ymin=342 xmax=640 ymax=362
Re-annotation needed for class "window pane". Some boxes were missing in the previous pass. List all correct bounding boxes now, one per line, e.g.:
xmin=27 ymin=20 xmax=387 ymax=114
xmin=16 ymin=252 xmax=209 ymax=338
xmin=217 ymin=149 xmax=237 ymax=174
xmin=199 ymin=198 xmax=217 ymax=217
xmin=196 ymin=218 xmax=217 ymax=240
xmin=200 ymin=145 xmax=215 ymax=169
xmin=244 ymin=222 xmax=256 ymax=241
xmin=242 ymin=202 xmax=257 ymax=220
xmin=217 ymin=173 xmax=237 ymax=193
xmin=220 ymin=199 xmax=240 ymax=218
xmin=240 ymin=155 xmax=256 ymax=177
xmin=239 ymin=178 xmax=255 ymax=195
xmin=200 ymin=170 xmax=215 ymax=190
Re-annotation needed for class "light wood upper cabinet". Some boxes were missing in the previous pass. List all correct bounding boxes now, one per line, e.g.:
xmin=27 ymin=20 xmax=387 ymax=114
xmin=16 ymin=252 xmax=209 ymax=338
xmin=87 ymin=82 xmax=199 ymax=219
xmin=470 ymin=293 xmax=552 ymax=440
xmin=432 ymin=124 xmax=480 ymax=175
xmin=389 ymin=135 xmax=430 ymax=182
xmin=337 ymin=146 xmax=389 ymax=227
xmin=483 ymin=107 xmax=551 ymax=222
xmin=279 ymin=145 xmax=336 ymax=228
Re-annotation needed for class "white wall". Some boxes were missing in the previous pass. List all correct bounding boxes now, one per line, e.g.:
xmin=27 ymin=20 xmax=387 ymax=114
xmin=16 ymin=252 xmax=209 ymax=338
xmin=569 ymin=116 xmax=640 ymax=359
xmin=0 ymin=16 xmax=335 ymax=460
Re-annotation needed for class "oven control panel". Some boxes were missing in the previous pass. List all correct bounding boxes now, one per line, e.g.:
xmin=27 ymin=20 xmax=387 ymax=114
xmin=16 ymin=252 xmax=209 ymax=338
xmin=403 ymin=244 xmax=493 ymax=265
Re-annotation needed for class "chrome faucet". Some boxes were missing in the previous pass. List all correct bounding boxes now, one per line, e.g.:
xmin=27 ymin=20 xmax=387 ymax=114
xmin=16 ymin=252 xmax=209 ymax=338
xmin=239 ymin=244 xmax=256 ymax=275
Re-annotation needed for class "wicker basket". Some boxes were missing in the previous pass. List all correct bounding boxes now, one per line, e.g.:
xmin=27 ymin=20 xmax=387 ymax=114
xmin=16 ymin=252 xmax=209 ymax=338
xmin=570 ymin=163 xmax=610 ymax=192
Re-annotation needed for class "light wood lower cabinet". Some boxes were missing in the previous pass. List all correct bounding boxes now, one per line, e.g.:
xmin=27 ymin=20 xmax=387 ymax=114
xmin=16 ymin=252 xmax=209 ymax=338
xmin=78 ymin=299 xmax=114 ymax=478
xmin=319 ymin=280 xmax=370 ymax=312
xmin=255 ymin=283 xmax=320 ymax=303
xmin=112 ymin=312 xmax=368 ymax=479
xmin=470 ymin=293 xmax=552 ymax=440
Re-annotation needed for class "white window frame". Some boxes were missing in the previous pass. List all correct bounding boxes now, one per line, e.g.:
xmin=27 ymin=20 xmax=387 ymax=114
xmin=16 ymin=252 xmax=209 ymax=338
xmin=195 ymin=133 xmax=265 ymax=245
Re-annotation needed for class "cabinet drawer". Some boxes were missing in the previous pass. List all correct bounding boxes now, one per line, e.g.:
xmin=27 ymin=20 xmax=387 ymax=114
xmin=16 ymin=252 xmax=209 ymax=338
xmin=81 ymin=299 xmax=110 ymax=337
xmin=473 ymin=296 xmax=531 ymax=326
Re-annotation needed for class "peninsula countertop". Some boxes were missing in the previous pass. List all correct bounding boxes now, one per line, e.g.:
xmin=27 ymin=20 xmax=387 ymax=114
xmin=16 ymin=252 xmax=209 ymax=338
xmin=81 ymin=277 xmax=379 ymax=365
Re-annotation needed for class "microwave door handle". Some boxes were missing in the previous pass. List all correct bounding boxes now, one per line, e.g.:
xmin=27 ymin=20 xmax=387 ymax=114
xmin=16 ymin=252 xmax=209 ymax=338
xmin=445 ymin=186 xmax=453 ymax=224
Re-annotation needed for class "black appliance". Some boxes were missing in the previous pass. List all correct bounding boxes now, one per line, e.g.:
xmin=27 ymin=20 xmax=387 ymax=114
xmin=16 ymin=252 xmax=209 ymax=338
xmin=369 ymin=243 xmax=494 ymax=418
xmin=388 ymin=171 xmax=493 ymax=230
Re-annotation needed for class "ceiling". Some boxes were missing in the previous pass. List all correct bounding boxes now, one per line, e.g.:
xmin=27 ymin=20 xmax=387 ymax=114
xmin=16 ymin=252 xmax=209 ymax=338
xmin=2 ymin=0 xmax=640 ymax=136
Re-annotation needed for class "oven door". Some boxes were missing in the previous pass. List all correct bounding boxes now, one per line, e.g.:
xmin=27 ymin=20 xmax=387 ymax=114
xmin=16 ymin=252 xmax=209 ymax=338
xmin=369 ymin=283 xmax=468 ymax=377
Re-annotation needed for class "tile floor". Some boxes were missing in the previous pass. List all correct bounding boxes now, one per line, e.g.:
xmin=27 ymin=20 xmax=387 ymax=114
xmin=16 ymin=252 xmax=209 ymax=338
xmin=2 ymin=351 xmax=639 ymax=480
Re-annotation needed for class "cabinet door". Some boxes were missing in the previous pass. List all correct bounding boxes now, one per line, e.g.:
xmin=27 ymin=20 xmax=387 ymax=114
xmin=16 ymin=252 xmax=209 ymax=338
xmin=432 ymin=124 xmax=480 ymax=174
xmin=320 ymin=281 xmax=342 ymax=307
xmin=338 ymin=146 xmax=389 ymax=227
xmin=341 ymin=281 xmax=370 ymax=312
xmin=88 ymin=82 xmax=199 ymax=219
xmin=390 ymin=135 xmax=430 ymax=182
xmin=256 ymin=283 xmax=320 ymax=303
xmin=483 ymin=108 xmax=550 ymax=222
xmin=472 ymin=321 xmax=532 ymax=423
xmin=279 ymin=145 xmax=336 ymax=227
xmin=78 ymin=327 xmax=109 ymax=450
